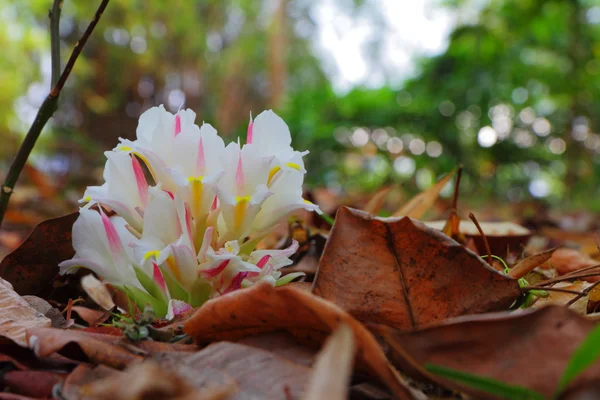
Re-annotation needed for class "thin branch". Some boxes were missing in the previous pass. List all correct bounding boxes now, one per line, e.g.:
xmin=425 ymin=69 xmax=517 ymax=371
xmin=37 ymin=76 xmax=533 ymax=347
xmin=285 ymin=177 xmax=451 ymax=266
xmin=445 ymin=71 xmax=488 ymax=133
xmin=450 ymin=165 xmax=463 ymax=210
xmin=469 ymin=212 xmax=498 ymax=270
xmin=0 ymin=0 xmax=110 ymax=228
xmin=535 ymin=272 xmax=600 ymax=287
xmin=565 ymin=280 xmax=600 ymax=307
xmin=52 ymin=0 xmax=109 ymax=96
xmin=49 ymin=0 xmax=62 ymax=88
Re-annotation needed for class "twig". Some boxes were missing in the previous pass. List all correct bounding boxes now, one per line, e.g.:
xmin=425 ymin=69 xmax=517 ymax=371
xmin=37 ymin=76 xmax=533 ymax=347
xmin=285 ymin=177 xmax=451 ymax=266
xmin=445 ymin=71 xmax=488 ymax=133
xmin=49 ymin=0 xmax=62 ymax=87
xmin=0 ymin=0 xmax=110 ymax=228
xmin=535 ymin=272 xmax=600 ymax=287
xmin=451 ymin=165 xmax=463 ymax=210
xmin=565 ymin=280 xmax=600 ymax=307
xmin=559 ymin=263 xmax=600 ymax=279
xmin=469 ymin=212 xmax=498 ymax=270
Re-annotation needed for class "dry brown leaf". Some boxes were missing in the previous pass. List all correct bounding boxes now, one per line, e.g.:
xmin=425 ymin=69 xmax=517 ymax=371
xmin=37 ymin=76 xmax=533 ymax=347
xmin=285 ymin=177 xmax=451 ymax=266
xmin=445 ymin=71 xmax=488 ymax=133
xmin=542 ymin=248 xmax=600 ymax=281
xmin=533 ymin=281 xmax=590 ymax=315
xmin=0 ymin=278 xmax=51 ymax=347
xmin=183 ymin=282 xmax=418 ymax=400
xmin=0 ymin=212 xmax=78 ymax=296
xmin=377 ymin=306 xmax=600 ymax=399
xmin=392 ymin=167 xmax=457 ymax=219
xmin=425 ymin=219 xmax=532 ymax=256
xmin=71 ymin=306 xmax=111 ymax=327
xmin=363 ymin=186 xmax=392 ymax=215
xmin=81 ymin=274 xmax=116 ymax=310
xmin=302 ymin=323 xmax=355 ymax=400
xmin=509 ymin=247 xmax=557 ymax=279
xmin=67 ymin=361 xmax=231 ymax=400
xmin=237 ymin=332 xmax=315 ymax=366
xmin=27 ymin=327 xmax=143 ymax=369
xmin=313 ymin=207 xmax=520 ymax=330
xmin=157 ymin=341 xmax=311 ymax=399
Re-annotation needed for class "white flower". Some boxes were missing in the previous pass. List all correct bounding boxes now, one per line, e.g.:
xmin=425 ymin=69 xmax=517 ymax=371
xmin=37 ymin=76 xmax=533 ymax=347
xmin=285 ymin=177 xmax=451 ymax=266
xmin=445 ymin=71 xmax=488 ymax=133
xmin=81 ymin=151 xmax=148 ymax=231
xmin=62 ymin=106 xmax=318 ymax=317
xmin=59 ymin=208 xmax=140 ymax=288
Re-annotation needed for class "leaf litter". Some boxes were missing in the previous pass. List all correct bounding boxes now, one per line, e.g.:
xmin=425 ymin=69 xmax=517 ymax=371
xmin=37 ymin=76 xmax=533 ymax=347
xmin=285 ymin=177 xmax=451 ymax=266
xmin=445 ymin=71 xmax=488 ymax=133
xmin=0 ymin=169 xmax=599 ymax=399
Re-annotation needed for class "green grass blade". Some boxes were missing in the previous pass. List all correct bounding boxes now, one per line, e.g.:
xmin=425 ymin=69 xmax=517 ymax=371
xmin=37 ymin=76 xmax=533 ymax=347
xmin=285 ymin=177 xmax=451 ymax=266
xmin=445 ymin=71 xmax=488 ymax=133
xmin=426 ymin=364 xmax=544 ymax=400
xmin=557 ymin=324 xmax=600 ymax=394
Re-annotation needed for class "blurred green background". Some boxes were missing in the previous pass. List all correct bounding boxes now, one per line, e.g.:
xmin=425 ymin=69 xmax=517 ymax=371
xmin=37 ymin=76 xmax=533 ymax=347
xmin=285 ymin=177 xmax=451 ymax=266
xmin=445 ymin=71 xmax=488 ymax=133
xmin=1 ymin=0 xmax=600 ymax=217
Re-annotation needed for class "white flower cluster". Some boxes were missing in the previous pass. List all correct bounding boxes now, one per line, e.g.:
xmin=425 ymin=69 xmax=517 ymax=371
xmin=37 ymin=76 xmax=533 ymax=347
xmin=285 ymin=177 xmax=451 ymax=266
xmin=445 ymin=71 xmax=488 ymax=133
xmin=60 ymin=106 xmax=320 ymax=317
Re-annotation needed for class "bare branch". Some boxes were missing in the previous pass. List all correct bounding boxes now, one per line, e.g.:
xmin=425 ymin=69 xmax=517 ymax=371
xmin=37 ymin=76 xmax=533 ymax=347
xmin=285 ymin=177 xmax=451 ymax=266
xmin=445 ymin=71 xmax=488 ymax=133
xmin=0 ymin=0 xmax=110 ymax=228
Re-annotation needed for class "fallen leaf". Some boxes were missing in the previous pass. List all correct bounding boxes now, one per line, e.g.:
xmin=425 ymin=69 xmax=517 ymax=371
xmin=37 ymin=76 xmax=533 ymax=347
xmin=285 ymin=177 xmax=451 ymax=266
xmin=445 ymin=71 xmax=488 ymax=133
xmin=22 ymin=295 xmax=67 ymax=328
xmin=302 ymin=323 xmax=355 ymax=400
xmin=27 ymin=327 xmax=143 ymax=369
xmin=183 ymin=282 xmax=418 ymax=400
xmin=0 ymin=212 xmax=78 ymax=295
xmin=157 ymin=341 xmax=310 ymax=399
xmin=508 ymin=248 xmax=557 ymax=279
xmin=2 ymin=370 xmax=66 ymax=398
xmin=71 ymin=306 xmax=111 ymax=327
xmin=533 ymin=281 xmax=590 ymax=315
xmin=378 ymin=306 xmax=600 ymax=398
xmin=363 ymin=186 xmax=392 ymax=215
xmin=392 ymin=167 xmax=457 ymax=219
xmin=0 ymin=278 xmax=51 ymax=347
xmin=65 ymin=361 xmax=230 ymax=400
xmin=542 ymin=248 xmax=600 ymax=281
xmin=425 ymin=219 xmax=532 ymax=256
xmin=80 ymin=274 xmax=116 ymax=310
xmin=237 ymin=332 xmax=315 ymax=366
xmin=313 ymin=207 xmax=520 ymax=330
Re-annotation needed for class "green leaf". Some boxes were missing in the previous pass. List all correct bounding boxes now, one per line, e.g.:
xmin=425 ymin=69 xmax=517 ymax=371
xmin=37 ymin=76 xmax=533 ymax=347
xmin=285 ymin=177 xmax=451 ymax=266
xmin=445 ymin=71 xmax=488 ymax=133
xmin=115 ymin=284 xmax=167 ymax=318
xmin=133 ymin=266 xmax=169 ymax=306
xmin=188 ymin=278 xmax=212 ymax=307
xmin=276 ymin=272 xmax=306 ymax=287
xmin=159 ymin=265 xmax=190 ymax=303
xmin=556 ymin=324 xmax=600 ymax=394
xmin=426 ymin=364 xmax=544 ymax=400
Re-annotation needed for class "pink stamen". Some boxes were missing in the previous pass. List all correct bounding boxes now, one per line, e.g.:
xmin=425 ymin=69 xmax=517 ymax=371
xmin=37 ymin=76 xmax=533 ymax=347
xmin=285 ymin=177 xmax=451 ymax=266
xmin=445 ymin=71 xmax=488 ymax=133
xmin=197 ymin=227 xmax=213 ymax=262
xmin=99 ymin=208 xmax=122 ymax=257
xmin=256 ymin=255 xmax=272 ymax=269
xmin=235 ymin=153 xmax=244 ymax=195
xmin=211 ymin=195 xmax=219 ymax=211
xmin=200 ymin=259 xmax=230 ymax=279
xmin=131 ymin=156 xmax=148 ymax=206
xmin=222 ymin=272 xmax=248 ymax=294
xmin=197 ymin=137 xmax=205 ymax=172
xmin=246 ymin=113 xmax=254 ymax=144
xmin=152 ymin=262 xmax=167 ymax=293
xmin=184 ymin=203 xmax=193 ymax=243
xmin=175 ymin=114 xmax=181 ymax=136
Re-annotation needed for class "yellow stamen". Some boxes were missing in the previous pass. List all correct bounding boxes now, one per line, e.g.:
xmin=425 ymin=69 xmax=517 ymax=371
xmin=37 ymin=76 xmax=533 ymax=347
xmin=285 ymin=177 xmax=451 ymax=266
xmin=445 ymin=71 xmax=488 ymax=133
xmin=187 ymin=176 xmax=204 ymax=215
xmin=303 ymin=199 xmax=314 ymax=205
xmin=267 ymin=162 xmax=301 ymax=186
xmin=165 ymin=255 xmax=182 ymax=282
xmin=117 ymin=145 xmax=157 ymax=182
xmin=83 ymin=195 xmax=92 ymax=202
xmin=143 ymin=250 xmax=161 ymax=262
xmin=234 ymin=196 xmax=252 ymax=230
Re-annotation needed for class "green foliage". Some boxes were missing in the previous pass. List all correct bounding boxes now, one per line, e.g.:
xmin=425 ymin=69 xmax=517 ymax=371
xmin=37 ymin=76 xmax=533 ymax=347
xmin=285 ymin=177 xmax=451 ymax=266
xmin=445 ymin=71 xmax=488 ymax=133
xmin=427 ymin=323 xmax=600 ymax=398
xmin=557 ymin=323 xmax=600 ymax=394
xmin=425 ymin=364 xmax=545 ymax=400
